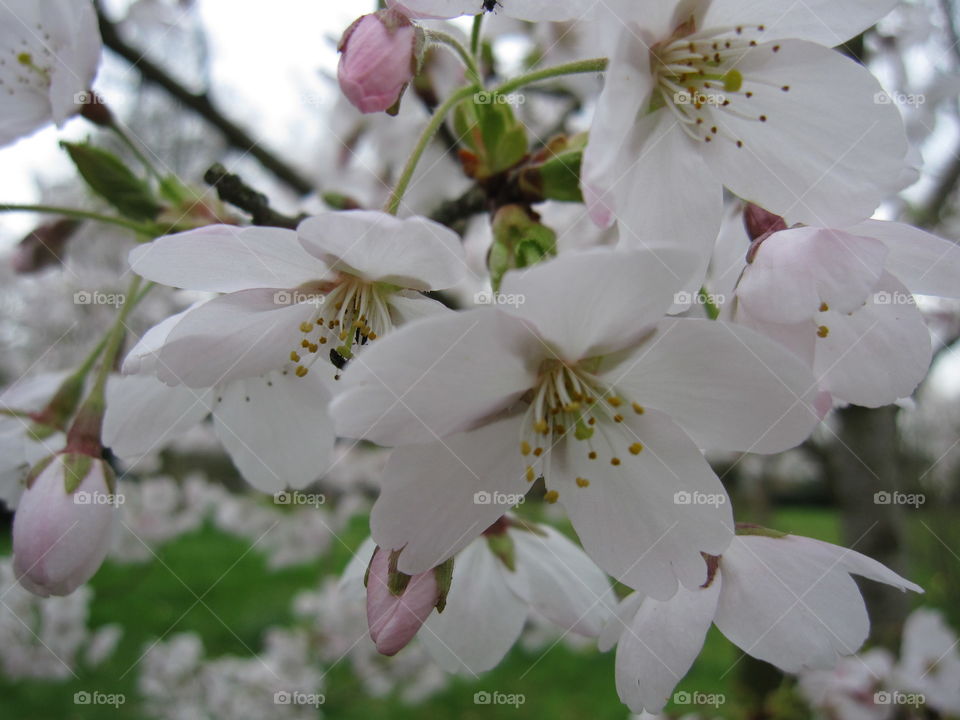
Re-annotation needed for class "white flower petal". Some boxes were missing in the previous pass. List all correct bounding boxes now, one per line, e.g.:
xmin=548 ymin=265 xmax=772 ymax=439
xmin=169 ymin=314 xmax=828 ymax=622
xmin=786 ymin=536 xmax=922 ymax=594
xmin=212 ymin=371 xmax=334 ymax=493
xmin=156 ymin=289 xmax=314 ymax=388
xmin=814 ymin=274 xmax=932 ymax=407
xmin=506 ymin=525 xmax=615 ymax=637
xmin=501 ymin=248 xmax=696 ymax=362
xmin=121 ymin=306 xmax=199 ymax=375
xmin=598 ymin=592 xmax=646 ymax=653
xmin=129 ymin=225 xmax=324 ymax=293
xmin=606 ymin=318 xmax=819 ymax=454
xmin=847 ymin=219 xmax=960 ymax=300
xmin=332 ymin=309 xmax=538 ymax=445
xmin=715 ymin=535 xmax=870 ymax=672
xmin=552 ymin=408 xmax=733 ymax=600
xmin=391 ymin=0 xmax=587 ymax=22
xmin=420 ymin=540 xmax=527 ymax=674
xmin=615 ymin=580 xmax=720 ymax=714
xmin=370 ymin=415 xmax=529 ymax=575
xmin=386 ymin=289 xmax=451 ymax=325
xmin=702 ymin=40 xmax=907 ymax=227
xmin=104 ymin=375 xmax=212 ymax=457
xmin=298 ymin=211 xmax=466 ymax=291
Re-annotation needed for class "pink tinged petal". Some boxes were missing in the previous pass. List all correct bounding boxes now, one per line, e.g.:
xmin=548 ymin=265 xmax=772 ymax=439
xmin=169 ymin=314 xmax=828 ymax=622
xmin=338 ymin=12 xmax=416 ymax=115
xmin=613 ymin=112 xmax=724 ymax=304
xmin=129 ymin=225 xmax=325 ymax=293
xmin=370 ymin=415 xmax=529 ymax=575
xmin=104 ymin=375 xmax=212 ymax=458
xmin=615 ymin=579 xmax=721 ymax=714
xmin=715 ymin=535 xmax=872 ymax=672
xmin=420 ymin=540 xmax=528 ymax=673
xmin=212 ymin=372 xmax=334 ymax=493
xmin=332 ymin=309 xmax=538 ymax=446
xmin=13 ymin=457 xmax=117 ymax=597
xmin=298 ymin=211 xmax=466 ymax=291
xmin=846 ymin=219 xmax=960 ymax=299
xmin=505 ymin=525 xmax=615 ymax=637
xmin=734 ymin=303 xmax=818 ymax=368
xmin=552 ymin=408 xmax=734 ymax=600
xmin=605 ymin=318 xmax=820 ymax=454
xmin=598 ymin=592 xmax=646 ymax=653
xmin=366 ymin=547 xmax=439 ymax=656
xmin=581 ymin=23 xmax=654 ymax=229
xmin=500 ymin=248 xmax=697 ymax=362
xmin=737 ymin=228 xmax=889 ymax=325
xmin=701 ymin=41 xmax=907 ymax=227
xmin=701 ymin=0 xmax=899 ymax=45
xmin=155 ymin=290 xmax=314 ymax=388
xmin=814 ymin=273 xmax=932 ymax=407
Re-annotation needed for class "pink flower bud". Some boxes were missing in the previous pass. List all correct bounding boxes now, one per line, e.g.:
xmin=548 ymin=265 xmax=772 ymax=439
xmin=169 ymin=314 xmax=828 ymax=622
xmin=13 ymin=454 xmax=119 ymax=597
xmin=338 ymin=10 xmax=418 ymax=114
xmin=366 ymin=547 xmax=439 ymax=655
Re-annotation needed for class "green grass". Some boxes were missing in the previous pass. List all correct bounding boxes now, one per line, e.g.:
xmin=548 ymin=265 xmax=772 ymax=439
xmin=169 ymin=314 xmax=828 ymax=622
xmin=0 ymin=506 xmax=951 ymax=719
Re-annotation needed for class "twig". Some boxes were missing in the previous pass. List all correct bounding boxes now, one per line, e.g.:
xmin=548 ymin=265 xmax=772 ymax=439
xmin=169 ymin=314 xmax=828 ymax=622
xmin=203 ymin=164 xmax=306 ymax=229
xmin=95 ymin=3 xmax=313 ymax=195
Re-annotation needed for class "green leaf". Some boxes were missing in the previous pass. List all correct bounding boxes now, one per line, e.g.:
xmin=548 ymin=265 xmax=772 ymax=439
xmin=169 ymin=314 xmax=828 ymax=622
xmin=517 ymin=133 xmax=587 ymax=203
xmin=454 ymin=93 xmax=528 ymax=180
xmin=61 ymin=142 xmax=162 ymax=221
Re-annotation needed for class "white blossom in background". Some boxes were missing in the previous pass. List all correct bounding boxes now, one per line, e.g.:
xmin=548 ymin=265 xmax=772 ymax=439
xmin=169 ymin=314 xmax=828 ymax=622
xmin=601 ymin=531 xmax=921 ymax=714
xmin=0 ymin=558 xmax=121 ymax=680
xmin=798 ymin=649 xmax=896 ymax=720
xmin=583 ymin=0 xmax=908 ymax=291
xmin=0 ymin=0 xmax=101 ymax=147
xmin=893 ymin=608 xmax=960 ymax=714
xmin=334 ymin=248 xmax=819 ymax=599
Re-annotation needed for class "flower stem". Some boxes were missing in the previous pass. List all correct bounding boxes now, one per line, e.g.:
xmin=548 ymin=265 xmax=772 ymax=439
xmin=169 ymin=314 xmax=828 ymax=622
xmin=108 ymin=121 xmax=166 ymax=183
xmin=0 ymin=203 xmax=157 ymax=235
xmin=384 ymin=84 xmax=479 ymax=216
xmin=495 ymin=57 xmax=608 ymax=97
xmin=427 ymin=30 xmax=482 ymax=84
xmin=470 ymin=14 xmax=484 ymax=58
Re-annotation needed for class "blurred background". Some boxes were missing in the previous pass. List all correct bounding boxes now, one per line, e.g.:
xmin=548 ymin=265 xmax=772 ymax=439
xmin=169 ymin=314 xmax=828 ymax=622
xmin=0 ymin=1 xmax=958 ymax=718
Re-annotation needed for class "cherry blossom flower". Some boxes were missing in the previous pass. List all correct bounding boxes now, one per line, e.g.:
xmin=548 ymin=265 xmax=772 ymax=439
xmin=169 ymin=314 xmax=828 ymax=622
xmin=893 ymin=608 xmax=960 ymax=714
xmin=582 ymin=0 xmax=907 ymax=289
xmin=601 ymin=529 xmax=922 ymax=714
xmin=127 ymin=211 xmax=466 ymax=387
xmin=333 ymin=248 xmax=819 ymax=599
xmin=731 ymin=219 xmax=960 ymax=408
xmin=0 ymin=0 xmax=101 ymax=147
xmin=13 ymin=454 xmax=119 ymax=597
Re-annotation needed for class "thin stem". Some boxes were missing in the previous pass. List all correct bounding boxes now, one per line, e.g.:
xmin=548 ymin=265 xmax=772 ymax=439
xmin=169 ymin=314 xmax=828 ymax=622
xmin=0 ymin=203 xmax=156 ymax=235
xmin=108 ymin=122 xmax=165 ymax=182
xmin=470 ymin=14 xmax=484 ymax=58
xmin=384 ymin=84 xmax=480 ymax=216
xmin=495 ymin=57 xmax=608 ymax=97
xmin=427 ymin=30 xmax=481 ymax=84
xmin=88 ymin=275 xmax=143 ymax=408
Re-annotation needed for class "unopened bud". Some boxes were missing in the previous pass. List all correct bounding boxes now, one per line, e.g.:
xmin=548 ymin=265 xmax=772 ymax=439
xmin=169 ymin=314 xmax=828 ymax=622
xmin=338 ymin=10 xmax=420 ymax=114
xmin=366 ymin=547 xmax=444 ymax=655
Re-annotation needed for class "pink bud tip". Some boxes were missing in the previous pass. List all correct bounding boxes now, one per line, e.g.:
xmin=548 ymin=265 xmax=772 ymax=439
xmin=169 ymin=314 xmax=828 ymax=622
xmin=338 ymin=11 xmax=417 ymax=114
xmin=366 ymin=547 xmax=439 ymax=655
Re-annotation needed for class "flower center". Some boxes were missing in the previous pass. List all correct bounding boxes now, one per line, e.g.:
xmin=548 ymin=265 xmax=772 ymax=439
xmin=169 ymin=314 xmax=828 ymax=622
xmin=650 ymin=22 xmax=788 ymax=147
xmin=519 ymin=360 xmax=646 ymax=503
xmin=287 ymin=277 xmax=393 ymax=379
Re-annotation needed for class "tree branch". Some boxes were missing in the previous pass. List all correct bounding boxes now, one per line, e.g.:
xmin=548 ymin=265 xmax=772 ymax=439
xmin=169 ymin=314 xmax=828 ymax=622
xmin=95 ymin=4 xmax=314 ymax=195
xmin=203 ymin=164 xmax=305 ymax=229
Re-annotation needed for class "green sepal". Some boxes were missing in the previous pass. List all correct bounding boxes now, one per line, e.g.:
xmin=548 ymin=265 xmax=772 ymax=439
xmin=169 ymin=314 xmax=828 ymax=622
xmin=61 ymin=453 xmax=93 ymax=494
xmin=61 ymin=141 xmax=162 ymax=221
xmin=387 ymin=549 xmax=412 ymax=595
xmin=489 ymin=205 xmax=557 ymax=291
xmin=486 ymin=531 xmax=517 ymax=573
xmin=735 ymin=523 xmax=789 ymax=539
xmin=24 ymin=454 xmax=56 ymax=490
xmin=433 ymin=557 xmax=454 ymax=612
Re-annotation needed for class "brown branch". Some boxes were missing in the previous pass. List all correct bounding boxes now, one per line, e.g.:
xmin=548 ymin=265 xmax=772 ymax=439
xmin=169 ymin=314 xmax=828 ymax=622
xmin=203 ymin=164 xmax=306 ymax=229
xmin=95 ymin=3 xmax=313 ymax=195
